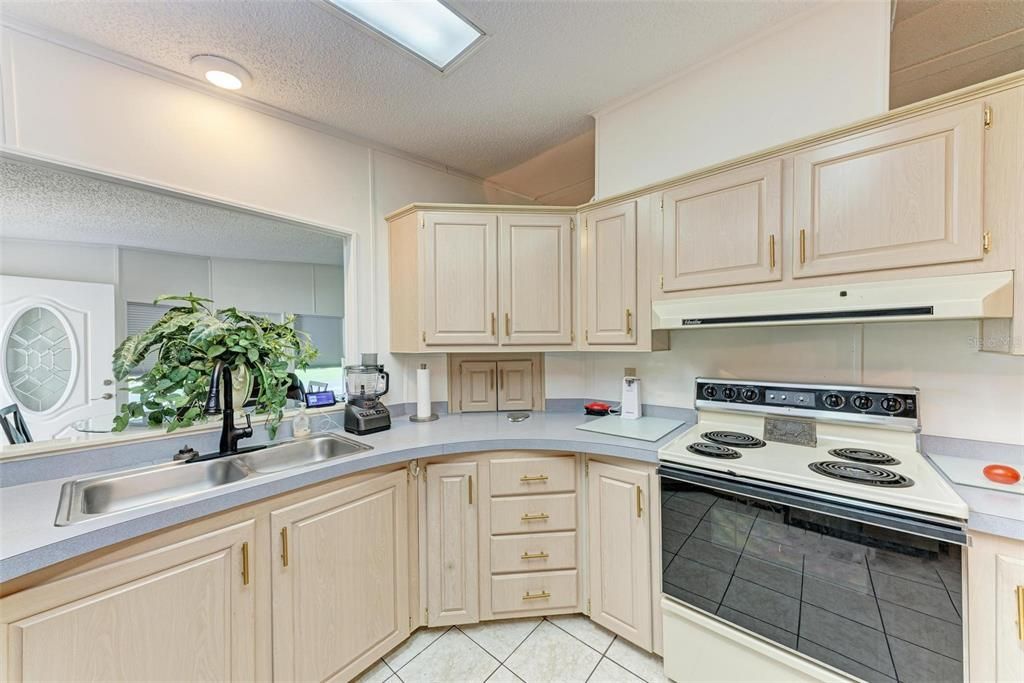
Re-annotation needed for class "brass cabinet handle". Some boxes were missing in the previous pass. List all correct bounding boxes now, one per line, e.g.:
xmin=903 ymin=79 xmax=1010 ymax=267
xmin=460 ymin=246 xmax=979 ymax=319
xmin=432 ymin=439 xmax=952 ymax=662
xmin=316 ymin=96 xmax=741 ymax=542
xmin=523 ymin=590 xmax=551 ymax=600
xmin=505 ymin=313 xmax=511 ymax=337
xmin=521 ymin=512 xmax=550 ymax=521
xmin=521 ymin=551 xmax=549 ymax=560
xmin=626 ymin=308 xmax=633 ymax=336
xmin=799 ymin=229 xmax=807 ymax=264
xmin=491 ymin=312 xmax=496 ymax=336
xmin=280 ymin=527 xmax=289 ymax=567
xmin=1017 ymin=585 xmax=1024 ymax=641
xmin=490 ymin=368 xmax=495 ymax=390
xmin=499 ymin=369 xmax=504 ymax=391
xmin=636 ymin=485 xmax=644 ymax=518
xmin=241 ymin=541 xmax=250 ymax=586
xmin=468 ymin=474 xmax=474 ymax=505
xmin=769 ymin=234 xmax=776 ymax=270
xmin=520 ymin=475 xmax=549 ymax=482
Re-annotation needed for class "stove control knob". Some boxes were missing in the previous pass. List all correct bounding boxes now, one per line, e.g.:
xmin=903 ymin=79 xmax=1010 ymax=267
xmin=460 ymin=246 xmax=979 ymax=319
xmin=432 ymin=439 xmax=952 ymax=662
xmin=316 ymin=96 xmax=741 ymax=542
xmin=741 ymin=387 xmax=759 ymax=402
xmin=822 ymin=392 xmax=845 ymax=409
xmin=722 ymin=386 xmax=738 ymax=400
xmin=880 ymin=396 xmax=904 ymax=414
xmin=702 ymin=385 xmax=718 ymax=399
xmin=851 ymin=394 xmax=873 ymax=411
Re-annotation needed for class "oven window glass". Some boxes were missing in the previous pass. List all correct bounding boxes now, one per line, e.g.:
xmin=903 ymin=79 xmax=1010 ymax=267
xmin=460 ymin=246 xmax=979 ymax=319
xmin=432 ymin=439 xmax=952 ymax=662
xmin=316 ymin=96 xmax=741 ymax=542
xmin=661 ymin=478 xmax=963 ymax=683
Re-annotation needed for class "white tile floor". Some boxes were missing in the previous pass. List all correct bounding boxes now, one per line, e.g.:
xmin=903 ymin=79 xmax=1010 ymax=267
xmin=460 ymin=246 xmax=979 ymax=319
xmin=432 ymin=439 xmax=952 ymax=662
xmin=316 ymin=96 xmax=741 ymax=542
xmin=355 ymin=615 xmax=669 ymax=683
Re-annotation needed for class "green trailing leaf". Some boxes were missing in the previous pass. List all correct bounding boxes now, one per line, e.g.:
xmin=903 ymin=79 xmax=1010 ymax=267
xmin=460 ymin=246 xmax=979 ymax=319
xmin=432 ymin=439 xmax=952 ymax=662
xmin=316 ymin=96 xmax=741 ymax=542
xmin=110 ymin=294 xmax=318 ymax=438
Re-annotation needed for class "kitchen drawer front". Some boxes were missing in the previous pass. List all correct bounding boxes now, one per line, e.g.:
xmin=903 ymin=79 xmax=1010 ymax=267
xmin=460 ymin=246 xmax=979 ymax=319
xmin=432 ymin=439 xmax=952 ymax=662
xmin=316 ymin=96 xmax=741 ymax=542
xmin=491 ymin=532 xmax=577 ymax=573
xmin=491 ymin=570 xmax=578 ymax=614
xmin=490 ymin=456 xmax=576 ymax=496
xmin=491 ymin=494 xmax=577 ymax=535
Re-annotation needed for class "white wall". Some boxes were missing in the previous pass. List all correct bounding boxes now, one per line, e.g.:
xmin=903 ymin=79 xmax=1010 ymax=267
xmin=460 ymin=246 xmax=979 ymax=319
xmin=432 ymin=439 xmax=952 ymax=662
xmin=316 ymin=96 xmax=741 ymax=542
xmin=0 ymin=26 xmax=528 ymax=407
xmin=593 ymin=1 xmax=891 ymax=198
xmin=547 ymin=321 xmax=1024 ymax=445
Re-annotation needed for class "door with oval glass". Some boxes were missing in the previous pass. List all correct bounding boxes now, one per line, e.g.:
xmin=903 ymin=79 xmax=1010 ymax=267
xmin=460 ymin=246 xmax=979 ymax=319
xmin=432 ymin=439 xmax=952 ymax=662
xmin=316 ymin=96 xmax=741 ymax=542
xmin=0 ymin=275 xmax=116 ymax=441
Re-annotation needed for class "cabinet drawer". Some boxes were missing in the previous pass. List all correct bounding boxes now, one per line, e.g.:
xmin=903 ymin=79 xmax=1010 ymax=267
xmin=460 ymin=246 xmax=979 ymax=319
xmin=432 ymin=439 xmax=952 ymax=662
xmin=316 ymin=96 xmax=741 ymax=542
xmin=490 ymin=456 xmax=576 ymax=496
xmin=491 ymin=532 xmax=577 ymax=573
xmin=491 ymin=494 xmax=576 ymax=535
xmin=491 ymin=570 xmax=578 ymax=614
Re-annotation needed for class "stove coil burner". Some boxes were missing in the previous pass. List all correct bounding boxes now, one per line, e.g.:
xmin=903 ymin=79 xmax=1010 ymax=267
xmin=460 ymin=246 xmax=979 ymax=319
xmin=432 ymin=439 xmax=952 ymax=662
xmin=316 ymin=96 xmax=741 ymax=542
xmin=828 ymin=448 xmax=901 ymax=466
xmin=701 ymin=431 xmax=766 ymax=449
xmin=809 ymin=461 xmax=914 ymax=487
xmin=686 ymin=442 xmax=741 ymax=459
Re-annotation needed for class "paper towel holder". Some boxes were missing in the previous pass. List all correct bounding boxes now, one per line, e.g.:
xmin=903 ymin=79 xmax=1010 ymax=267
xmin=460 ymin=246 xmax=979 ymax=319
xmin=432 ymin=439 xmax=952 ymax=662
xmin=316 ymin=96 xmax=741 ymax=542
xmin=410 ymin=363 xmax=439 ymax=423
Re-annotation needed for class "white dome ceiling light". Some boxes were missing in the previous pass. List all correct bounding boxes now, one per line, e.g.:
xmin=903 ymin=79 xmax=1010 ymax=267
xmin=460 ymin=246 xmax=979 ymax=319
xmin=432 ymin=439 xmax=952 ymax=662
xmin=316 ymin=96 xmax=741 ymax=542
xmin=190 ymin=54 xmax=251 ymax=90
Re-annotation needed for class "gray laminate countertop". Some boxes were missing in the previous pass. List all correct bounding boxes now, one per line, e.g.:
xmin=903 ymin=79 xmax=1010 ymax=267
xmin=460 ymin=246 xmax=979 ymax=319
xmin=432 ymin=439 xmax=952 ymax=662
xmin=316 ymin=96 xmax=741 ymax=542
xmin=0 ymin=411 xmax=689 ymax=583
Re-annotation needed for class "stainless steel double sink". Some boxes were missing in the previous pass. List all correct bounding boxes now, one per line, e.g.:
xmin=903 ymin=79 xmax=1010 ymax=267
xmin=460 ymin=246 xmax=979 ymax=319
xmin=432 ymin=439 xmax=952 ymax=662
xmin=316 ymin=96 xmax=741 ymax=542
xmin=55 ymin=433 xmax=372 ymax=526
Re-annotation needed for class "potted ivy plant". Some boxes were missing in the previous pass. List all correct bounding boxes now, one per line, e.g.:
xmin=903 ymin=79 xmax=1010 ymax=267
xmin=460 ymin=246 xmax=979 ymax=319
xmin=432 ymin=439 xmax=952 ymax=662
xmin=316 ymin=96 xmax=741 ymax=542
xmin=111 ymin=294 xmax=317 ymax=438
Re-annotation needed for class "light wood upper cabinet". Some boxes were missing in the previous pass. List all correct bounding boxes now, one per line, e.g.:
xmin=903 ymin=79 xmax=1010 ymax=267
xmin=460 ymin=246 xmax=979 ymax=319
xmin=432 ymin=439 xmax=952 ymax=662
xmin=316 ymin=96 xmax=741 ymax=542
xmin=498 ymin=359 xmax=534 ymax=410
xmin=661 ymin=158 xmax=782 ymax=292
xmin=793 ymin=101 xmax=985 ymax=278
xmin=582 ymin=201 xmax=638 ymax=345
xmin=423 ymin=212 xmax=499 ymax=346
xmin=270 ymin=470 xmax=408 ymax=683
xmin=0 ymin=522 xmax=256 ymax=682
xmin=426 ymin=462 xmax=480 ymax=626
xmin=587 ymin=461 xmax=652 ymax=650
xmin=499 ymin=214 xmax=573 ymax=346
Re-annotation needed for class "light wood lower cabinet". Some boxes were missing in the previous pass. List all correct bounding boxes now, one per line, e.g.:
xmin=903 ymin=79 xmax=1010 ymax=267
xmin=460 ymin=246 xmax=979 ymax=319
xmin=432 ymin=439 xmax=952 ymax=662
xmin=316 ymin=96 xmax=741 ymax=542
xmin=0 ymin=521 xmax=257 ymax=682
xmin=968 ymin=530 xmax=1024 ymax=682
xmin=271 ymin=470 xmax=409 ymax=682
xmin=426 ymin=461 xmax=479 ymax=626
xmin=587 ymin=460 xmax=653 ymax=650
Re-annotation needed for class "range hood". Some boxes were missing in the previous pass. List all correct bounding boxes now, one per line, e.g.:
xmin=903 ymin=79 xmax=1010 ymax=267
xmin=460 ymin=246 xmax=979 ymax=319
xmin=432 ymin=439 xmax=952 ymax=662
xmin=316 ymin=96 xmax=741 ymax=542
xmin=652 ymin=271 xmax=1014 ymax=329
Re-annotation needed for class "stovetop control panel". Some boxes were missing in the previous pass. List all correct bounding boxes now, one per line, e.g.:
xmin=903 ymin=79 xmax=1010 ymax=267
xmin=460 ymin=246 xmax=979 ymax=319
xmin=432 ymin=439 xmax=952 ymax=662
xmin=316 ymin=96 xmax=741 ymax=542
xmin=695 ymin=378 xmax=919 ymax=422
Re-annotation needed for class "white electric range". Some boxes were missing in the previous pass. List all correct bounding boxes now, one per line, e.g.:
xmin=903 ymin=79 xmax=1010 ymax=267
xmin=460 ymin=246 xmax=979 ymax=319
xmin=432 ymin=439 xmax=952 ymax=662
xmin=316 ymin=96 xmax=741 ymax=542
xmin=658 ymin=378 xmax=968 ymax=683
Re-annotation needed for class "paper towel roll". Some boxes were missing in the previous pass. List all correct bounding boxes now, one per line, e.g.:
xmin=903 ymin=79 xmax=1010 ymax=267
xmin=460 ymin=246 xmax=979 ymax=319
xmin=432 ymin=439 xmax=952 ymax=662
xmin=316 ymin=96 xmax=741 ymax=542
xmin=416 ymin=364 xmax=432 ymax=418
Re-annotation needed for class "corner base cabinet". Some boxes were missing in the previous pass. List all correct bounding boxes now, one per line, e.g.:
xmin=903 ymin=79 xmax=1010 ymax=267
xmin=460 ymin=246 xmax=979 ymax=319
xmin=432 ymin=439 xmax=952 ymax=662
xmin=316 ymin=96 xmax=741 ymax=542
xmin=271 ymin=470 xmax=409 ymax=682
xmin=0 ymin=522 xmax=257 ymax=682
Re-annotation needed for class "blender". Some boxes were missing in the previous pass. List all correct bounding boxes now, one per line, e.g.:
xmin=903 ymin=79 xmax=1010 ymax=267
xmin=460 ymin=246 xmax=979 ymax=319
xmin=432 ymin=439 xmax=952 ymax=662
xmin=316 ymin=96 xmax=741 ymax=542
xmin=343 ymin=353 xmax=391 ymax=435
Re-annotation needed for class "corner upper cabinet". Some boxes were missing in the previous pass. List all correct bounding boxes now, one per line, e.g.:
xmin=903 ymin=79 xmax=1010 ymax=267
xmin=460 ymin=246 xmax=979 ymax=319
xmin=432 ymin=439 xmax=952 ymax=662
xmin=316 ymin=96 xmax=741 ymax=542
xmin=423 ymin=212 xmax=499 ymax=346
xmin=793 ymin=101 xmax=985 ymax=278
xmin=582 ymin=201 xmax=638 ymax=345
xmin=426 ymin=462 xmax=480 ymax=626
xmin=660 ymin=158 xmax=782 ymax=292
xmin=499 ymin=214 xmax=573 ymax=346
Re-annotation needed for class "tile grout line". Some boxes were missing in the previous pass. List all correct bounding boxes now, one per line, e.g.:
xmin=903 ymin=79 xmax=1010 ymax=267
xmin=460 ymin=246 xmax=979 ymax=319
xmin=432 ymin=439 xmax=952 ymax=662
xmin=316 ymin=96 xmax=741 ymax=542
xmin=390 ymin=625 xmax=453 ymax=679
xmin=544 ymin=615 xmax=617 ymax=657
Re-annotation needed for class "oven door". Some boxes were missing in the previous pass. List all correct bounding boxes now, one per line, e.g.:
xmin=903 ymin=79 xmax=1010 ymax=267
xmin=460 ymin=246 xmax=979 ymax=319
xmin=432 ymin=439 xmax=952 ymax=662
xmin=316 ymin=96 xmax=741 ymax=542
xmin=659 ymin=463 xmax=966 ymax=683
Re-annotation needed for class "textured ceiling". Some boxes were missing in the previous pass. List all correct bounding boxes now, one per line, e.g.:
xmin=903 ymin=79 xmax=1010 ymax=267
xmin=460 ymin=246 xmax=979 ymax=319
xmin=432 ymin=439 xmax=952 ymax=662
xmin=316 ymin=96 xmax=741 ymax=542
xmin=0 ymin=158 xmax=346 ymax=264
xmin=1 ymin=0 xmax=816 ymax=179
xmin=890 ymin=0 xmax=1024 ymax=107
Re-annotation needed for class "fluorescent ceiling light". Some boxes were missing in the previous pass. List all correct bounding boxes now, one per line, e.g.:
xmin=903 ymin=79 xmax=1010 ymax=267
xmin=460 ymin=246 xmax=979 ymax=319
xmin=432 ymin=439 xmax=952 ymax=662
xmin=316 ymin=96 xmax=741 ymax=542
xmin=327 ymin=0 xmax=483 ymax=70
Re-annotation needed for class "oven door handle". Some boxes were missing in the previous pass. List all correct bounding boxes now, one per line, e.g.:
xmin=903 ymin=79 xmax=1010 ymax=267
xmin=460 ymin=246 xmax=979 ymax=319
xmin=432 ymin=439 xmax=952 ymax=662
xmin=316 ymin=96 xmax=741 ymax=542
xmin=658 ymin=463 xmax=967 ymax=546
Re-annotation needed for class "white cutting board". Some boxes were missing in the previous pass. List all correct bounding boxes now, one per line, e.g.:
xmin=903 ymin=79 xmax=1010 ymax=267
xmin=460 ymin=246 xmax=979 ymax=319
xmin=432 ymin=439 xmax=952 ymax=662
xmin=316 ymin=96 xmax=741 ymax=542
xmin=576 ymin=415 xmax=684 ymax=442
xmin=929 ymin=453 xmax=1024 ymax=495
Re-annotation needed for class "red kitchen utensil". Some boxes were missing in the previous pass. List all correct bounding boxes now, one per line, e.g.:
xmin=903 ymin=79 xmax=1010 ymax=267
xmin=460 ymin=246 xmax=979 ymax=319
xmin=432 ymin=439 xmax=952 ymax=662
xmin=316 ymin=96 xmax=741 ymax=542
xmin=983 ymin=464 xmax=1022 ymax=485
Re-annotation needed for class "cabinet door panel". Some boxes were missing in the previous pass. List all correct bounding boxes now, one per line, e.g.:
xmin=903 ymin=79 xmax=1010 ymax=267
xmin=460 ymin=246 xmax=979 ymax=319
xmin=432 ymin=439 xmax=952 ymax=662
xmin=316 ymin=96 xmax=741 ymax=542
xmin=460 ymin=361 xmax=497 ymax=412
xmin=271 ymin=471 xmax=408 ymax=683
xmin=588 ymin=462 xmax=652 ymax=649
xmin=3 ymin=522 xmax=255 ymax=683
xmin=584 ymin=202 xmax=637 ymax=345
xmin=793 ymin=102 xmax=984 ymax=278
xmin=661 ymin=159 xmax=781 ymax=292
xmin=497 ymin=360 xmax=534 ymax=411
xmin=423 ymin=212 xmax=498 ymax=345
xmin=426 ymin=462 xmax=479 ymax=626
xmin=499 ymin=214 xmax=573 ymax=345
xmin=995 ymin=550 xmax=1024 ymax=680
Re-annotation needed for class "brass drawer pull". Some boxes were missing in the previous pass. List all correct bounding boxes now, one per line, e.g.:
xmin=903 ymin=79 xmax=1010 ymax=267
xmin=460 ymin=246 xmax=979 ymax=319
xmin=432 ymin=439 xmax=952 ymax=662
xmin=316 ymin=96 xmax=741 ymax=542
xmin=1017 ymin=585 xmax=1024 ymax=641
xmin=523 ymin=590 xmax=551 ymax=600
xmin=521 ymin=551 xmax=549 ymax=560
xmin=280 ymin=527 xmax=289 ymax=567
xmin=520 ymin=475 xmax=549 ymax=483
xmin=241 ymin=541 xmax=250 ymax=586
xmin=521 ymin=513 xmax=550 ymax=521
